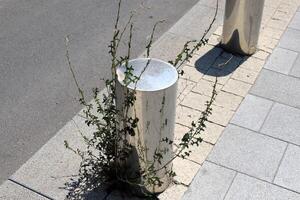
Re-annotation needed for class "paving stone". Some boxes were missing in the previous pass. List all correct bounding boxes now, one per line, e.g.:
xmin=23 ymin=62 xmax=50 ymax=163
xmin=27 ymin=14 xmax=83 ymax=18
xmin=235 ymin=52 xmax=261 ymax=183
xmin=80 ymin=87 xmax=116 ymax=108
xmin=168 ymin=2 xmax=223 ymax=40
xmin=261 ymin=103 xmax=300 ymax=145
xmin=220 ymin=51 xmax=245 ymax=62
xmin=225 ymin=173 xmax=300 ymax=200
xmin=274 ymin=144 xmax=300 ymax=193
xmin=208 ymin=34 xmax=221 ymax=46
xmin=211 ymin=55 xmax=241 ymax=72
xmin=201 ymin=122 xmax=225 ymax=144
xmin=272 ymin=10 xmax=294 ymax=22
xmin=214 ymin=91 xmax=243 ymax=111
xmin=252 ymin=50 xmax=270 ymax=60
xmin=158 ymin=184 xmax=187 ymax=200
xmin=207 ymin=124 xmax=287 ymax=181
xmin=289 ymin=54 xmax=300 ymax=78
xmin=267 ymin=18 xmax=289 ymax=31
xmin=231 ymin=67 xmax=259 ymax=84
xmin=213 ymin=26 xmax=223 ymax=36
xmin=261 ymin=26 xmax=284 ymax=40
xmin=231 ymin=95 xmax=273 ymax=131
xmin=176 ymin=105 xmax=201 ymax=127
xmin=180 ymin=65 xmax=204 ymax=82
xmin=174 ymin=123 xmax=190 ymax=142
xmin=187 ymin=46 xmax=223 ymax=72
xmin=9 ymin=115 xmax=91 ymax=200
xmin=182 ymin=162 xmax=236 ymax=200
xmin=172 ymin=158 xmax=201 ymax=185
xmin=250 ymin=69 xmax=300 ymax=108
xmin=222 ymin=79 xmax=252 ymax=97
xmin=264 ymin=0 xmax=281 ymax=9
xmin=181 ymin=92 xmax=211 ymax=111
xmin=277 ymin=2 xmax=299 ymax=17
xmin=187 ymin=142 xmax=213 ymax=165
xmin=258 ymin=36 xmax=279 ymax=53
xmin=0 ymin=180 xmax=48 ymax=200
xmin=240 ymin=57 xmax=265 ymax=72
xmin=264 ymin=47 xmax=298 ymax=74
xmin=209 ymin=105 xmax=235 ymax=126
xmin=202 ymin=67 xmax=232 ymax=85
xmin=175 ymin=117 xmax=224 ymax=145
xmin=194 ymin=44 xmax=221 ymax=57
xmin=192 ymin=79 xmax=222 ymax=97
xmin=177 ymin=78 xmax=196 ymax=100
xmin=289 ymin=11 xmax=300 ymax=30
xmin=279 ymin=28 xmax=300 ymax=52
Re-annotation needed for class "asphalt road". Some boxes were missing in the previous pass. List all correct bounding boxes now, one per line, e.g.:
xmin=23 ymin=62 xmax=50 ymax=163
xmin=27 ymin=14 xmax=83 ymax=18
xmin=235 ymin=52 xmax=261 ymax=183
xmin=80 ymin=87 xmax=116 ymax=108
xmin=0 ymin=0 xmax=200 ymax=184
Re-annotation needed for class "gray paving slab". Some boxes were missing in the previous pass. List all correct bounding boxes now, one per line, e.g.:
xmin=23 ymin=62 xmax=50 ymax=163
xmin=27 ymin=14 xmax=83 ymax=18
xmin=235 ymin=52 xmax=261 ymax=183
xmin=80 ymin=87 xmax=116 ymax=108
xmin=225 ymin=173 xmax=300 ymax=200
xmin=290 ymin=54 xmax=300 ymax=78
xmin=182 ymin=161 xmax=236 ymax=200
xmin=289 ymin=12 xmax=300 ymax=31
xmin=9 ymin=115 xmax=94 ymax=200
xmin=261 ymin=103 xmax=300 ymax=145
xmin=279 ymin=28 xmax=300 ymax=52
xmin=264 ymin=47 xmax=298 ymax=74
xmin=274 ymin=144 xmax=300 ymax=193
xmin=207 ymin=124 xmax=287 ymax=182
xmin=0 ymin=180 xmax=48 ymax=200
xmin=230 ymin=95 xmax=273 ymax=131
xmin=168 ymin=1 xmax=223 ymax=40
xmin=250 ymin=69 xmax=300 ymax=109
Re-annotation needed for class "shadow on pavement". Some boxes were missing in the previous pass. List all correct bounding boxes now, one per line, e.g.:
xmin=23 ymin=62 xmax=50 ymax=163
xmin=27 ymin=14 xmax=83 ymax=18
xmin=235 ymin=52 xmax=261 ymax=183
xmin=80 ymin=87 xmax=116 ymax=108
xmin=195 ymin=45 xmax=248 ymax=77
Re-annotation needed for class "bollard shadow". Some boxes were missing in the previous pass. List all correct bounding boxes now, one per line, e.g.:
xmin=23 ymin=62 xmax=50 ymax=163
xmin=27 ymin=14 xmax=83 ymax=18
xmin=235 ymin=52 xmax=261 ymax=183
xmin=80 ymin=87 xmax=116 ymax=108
xmin=194 ymin=45 xmax=248 ymax=78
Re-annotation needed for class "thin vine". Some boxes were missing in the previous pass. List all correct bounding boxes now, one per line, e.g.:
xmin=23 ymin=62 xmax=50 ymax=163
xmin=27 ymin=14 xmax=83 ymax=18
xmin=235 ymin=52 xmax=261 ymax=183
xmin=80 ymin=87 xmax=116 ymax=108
xmin=64 ymin=0 xmax=219 ymax=199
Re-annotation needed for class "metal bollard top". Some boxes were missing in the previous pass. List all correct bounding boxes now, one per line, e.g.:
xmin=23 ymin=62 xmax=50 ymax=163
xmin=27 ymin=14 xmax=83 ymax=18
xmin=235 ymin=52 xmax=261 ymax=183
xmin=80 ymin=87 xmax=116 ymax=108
xmin=116 ymin=58 xmax=178 ymax=92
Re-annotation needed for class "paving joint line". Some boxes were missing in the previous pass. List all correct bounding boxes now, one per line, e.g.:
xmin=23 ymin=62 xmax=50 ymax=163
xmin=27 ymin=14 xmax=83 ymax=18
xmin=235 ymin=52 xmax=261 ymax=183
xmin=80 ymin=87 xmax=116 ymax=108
xmin=272 ymin=143 xmax=289 ymax=183
xmin=262 ymin=64 xmax=300 ymax=80
xmin=258 ymin=100 xmax=276 ymax=133
xmin=249 ymin=93 xmax=300 ymax=110
xmin=229 ymin=123 xmax=300 ymax=149
xmin=8 ymin=179 xmax=54 ymax=200
xmin=222 ymin=171 xmax=238 ymax=200
xmin=206 ymin=160 xmax=300 ymax=195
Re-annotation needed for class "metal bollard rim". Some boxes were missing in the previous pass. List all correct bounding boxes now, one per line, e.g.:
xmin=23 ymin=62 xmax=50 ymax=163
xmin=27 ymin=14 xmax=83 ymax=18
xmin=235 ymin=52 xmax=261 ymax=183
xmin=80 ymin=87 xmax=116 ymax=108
xmin=116 ymin=57 xmax=178 ymax=92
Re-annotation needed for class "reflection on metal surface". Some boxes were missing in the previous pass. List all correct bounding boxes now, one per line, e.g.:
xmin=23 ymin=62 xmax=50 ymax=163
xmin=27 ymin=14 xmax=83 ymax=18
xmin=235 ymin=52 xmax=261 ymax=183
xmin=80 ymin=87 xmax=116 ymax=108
xmin=221 ymin=0 xmax=265 ymax=55
xmin=116 ymin=58 xmax=178 ymax=193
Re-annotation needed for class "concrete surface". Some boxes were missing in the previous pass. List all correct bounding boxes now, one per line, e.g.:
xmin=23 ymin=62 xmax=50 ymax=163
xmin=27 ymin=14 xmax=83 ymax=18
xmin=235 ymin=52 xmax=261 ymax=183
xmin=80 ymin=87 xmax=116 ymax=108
xmin=0 ymin=0 xmax=200 ymax=184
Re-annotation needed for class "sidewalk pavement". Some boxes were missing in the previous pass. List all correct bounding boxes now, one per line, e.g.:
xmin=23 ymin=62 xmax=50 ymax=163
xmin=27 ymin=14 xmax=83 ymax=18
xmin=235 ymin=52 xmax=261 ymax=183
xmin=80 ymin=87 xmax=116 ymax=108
xmin=182 ymin=1 xmax=300 ymax=199
xmin=1 ymin=0 xmax=300 ymax=199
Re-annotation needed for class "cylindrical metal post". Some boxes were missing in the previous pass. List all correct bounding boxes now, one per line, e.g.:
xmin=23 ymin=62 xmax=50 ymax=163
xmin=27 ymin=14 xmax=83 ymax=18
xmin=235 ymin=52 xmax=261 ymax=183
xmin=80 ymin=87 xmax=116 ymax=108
xmin=221 ymin=0 xmax=265 ymax=55
xmin=116 ymin=58 xmax=178 ymax=194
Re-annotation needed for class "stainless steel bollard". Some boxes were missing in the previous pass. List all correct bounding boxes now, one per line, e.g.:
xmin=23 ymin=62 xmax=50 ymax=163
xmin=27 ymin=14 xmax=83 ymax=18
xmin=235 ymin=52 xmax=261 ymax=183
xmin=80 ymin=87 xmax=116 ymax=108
xmin=221 ymin=0 xmax=265 ymax=55
xmin=116 ymin=58 xmax=178 ymax=193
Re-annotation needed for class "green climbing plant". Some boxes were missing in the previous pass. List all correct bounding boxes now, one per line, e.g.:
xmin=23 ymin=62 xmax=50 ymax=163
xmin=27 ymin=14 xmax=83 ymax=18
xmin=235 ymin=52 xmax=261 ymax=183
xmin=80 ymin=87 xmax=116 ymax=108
xmin=64 ymin=0 xmax=219 ymax=199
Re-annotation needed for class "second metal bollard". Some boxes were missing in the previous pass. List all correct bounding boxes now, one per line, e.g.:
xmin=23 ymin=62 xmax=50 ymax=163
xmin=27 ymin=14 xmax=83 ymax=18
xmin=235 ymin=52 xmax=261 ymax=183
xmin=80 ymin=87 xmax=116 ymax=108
xmin=221 ymin=0 xmax=265 ymax=55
